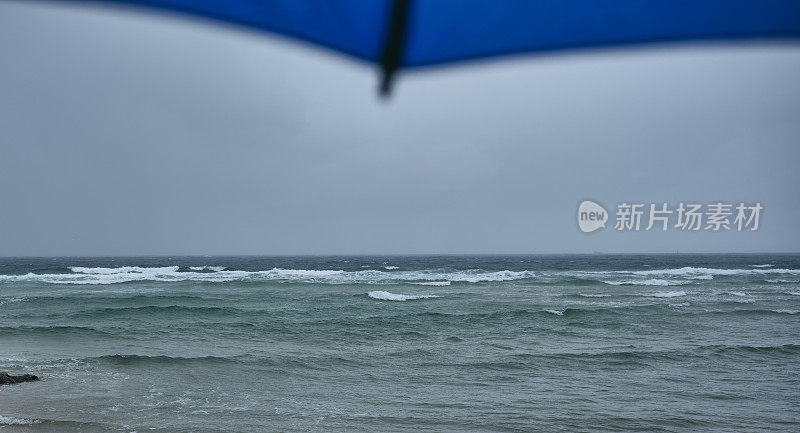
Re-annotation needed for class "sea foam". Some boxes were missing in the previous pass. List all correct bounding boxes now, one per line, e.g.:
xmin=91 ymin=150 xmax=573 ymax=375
xmin=189 ymin=266 xmax=226 ymax=272
xmin=2 ymin=264 xmax=797 ymax=286
xmin=0 ymin=266 xmax=537 ymax=285
xmin=631 ymin=266 xmax=799 ymax=276
xmin=603 ymin=279 xmax=686 ymax=286
xmin=0 ymin=416 xmax=41 ymax=426
xmin=367 ymin=291 xmax=439 ymax=301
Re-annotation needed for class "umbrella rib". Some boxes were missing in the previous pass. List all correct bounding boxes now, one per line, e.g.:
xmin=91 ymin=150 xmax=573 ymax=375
xmin=379 ymin=0 xmax=411 ymax=97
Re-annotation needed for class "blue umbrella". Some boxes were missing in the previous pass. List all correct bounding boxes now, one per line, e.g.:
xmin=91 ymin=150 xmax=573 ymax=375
xmin=49 ymin=0 xmax=800 ymax=95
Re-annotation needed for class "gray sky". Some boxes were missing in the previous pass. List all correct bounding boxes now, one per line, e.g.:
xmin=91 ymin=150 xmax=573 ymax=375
xmin=1 ymin=1 xmax=799 ymax=255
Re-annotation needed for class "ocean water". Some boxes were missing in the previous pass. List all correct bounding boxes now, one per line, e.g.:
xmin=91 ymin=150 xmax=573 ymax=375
xmin=1 ymin=254 xmax=799 ymax=432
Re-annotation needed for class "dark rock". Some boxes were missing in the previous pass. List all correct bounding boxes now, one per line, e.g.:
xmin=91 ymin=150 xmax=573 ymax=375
xmin=0 ymin=372 xmax=39 ymax=385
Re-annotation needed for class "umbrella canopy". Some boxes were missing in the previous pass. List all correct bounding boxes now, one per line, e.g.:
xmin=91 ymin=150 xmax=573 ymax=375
xmin=50 ymin=0 xmax=800 ymax=94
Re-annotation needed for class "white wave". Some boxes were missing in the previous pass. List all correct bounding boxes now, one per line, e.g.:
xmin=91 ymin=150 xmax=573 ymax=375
xmin=603 ymin=279 xmax=686 ymax=286
xmin=650 ymin=291 xmax=687 ymax=298
xmin=0 ymin=267 xmax=537 ymax=285
xmin=6 ymin=265 xmax=796 ymax=286
xmin=631 ymin=266 xmax=800 ymax=276
xmin=579 ymin=293 xmax=610 ymax=297
xmin=413 ymin=281 xmax=451 ymax=286
xmin=788 ymin=292 xmax=800 ymax=296
xmin=766 ymin=279 xmax=800 ymax=284
xmin=0 ymin=416 xmax=41 ymax=425
xmin=71 ymin=266 xmax=179 ymax=275
xmin=573 ymin=266 xmax=799 ymax=286
xmin=545 ymin=309 xmax=565 ymax=316
xmin=367 ymin=291 xmax=439 ymax=301
xmin=728 ymin=291 xmax=749 ymax=297
xmin=773 ymin=309 xmax=799 ymax=315
xmin=750 ymin=264 xmax=774 ymax=268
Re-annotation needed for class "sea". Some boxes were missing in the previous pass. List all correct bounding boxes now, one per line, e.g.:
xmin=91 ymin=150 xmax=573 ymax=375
xmin=0 ymin=254 xmax=799 ymax=432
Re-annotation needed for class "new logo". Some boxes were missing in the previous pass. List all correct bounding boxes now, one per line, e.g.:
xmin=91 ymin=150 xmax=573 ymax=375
xmin=578 ymin=200 xmax=608 ymax=233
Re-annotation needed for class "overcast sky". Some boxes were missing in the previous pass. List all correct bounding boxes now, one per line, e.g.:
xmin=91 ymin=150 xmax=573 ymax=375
xmin=1 ymin=1 xmax=799 ymax=256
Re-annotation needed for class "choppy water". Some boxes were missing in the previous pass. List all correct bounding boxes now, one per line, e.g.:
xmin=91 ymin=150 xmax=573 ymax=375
xmin=1 ymin=255 xmax=799 ymax=432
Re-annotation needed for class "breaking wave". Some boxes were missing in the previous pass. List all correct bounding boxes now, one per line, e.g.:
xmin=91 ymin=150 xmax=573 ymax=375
xmin=367 ymin=291 xmax=440 ymax=301
xmin=0 ymin=264 xmax=797 ymax=286
xmin=0 ymin=266 xmax=537 ymax=285
xmin=71 ymin=266 xmax=179 ymax=275
xmin=0 ymin=416 xmax=41 ymax=426
xmin=629 ymin=266 xmax=800 ymax=276
xmin=603 ymin=279 xmax=687 ymax=286
xmin=189 ymin=266 xmax=226 ymax=272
